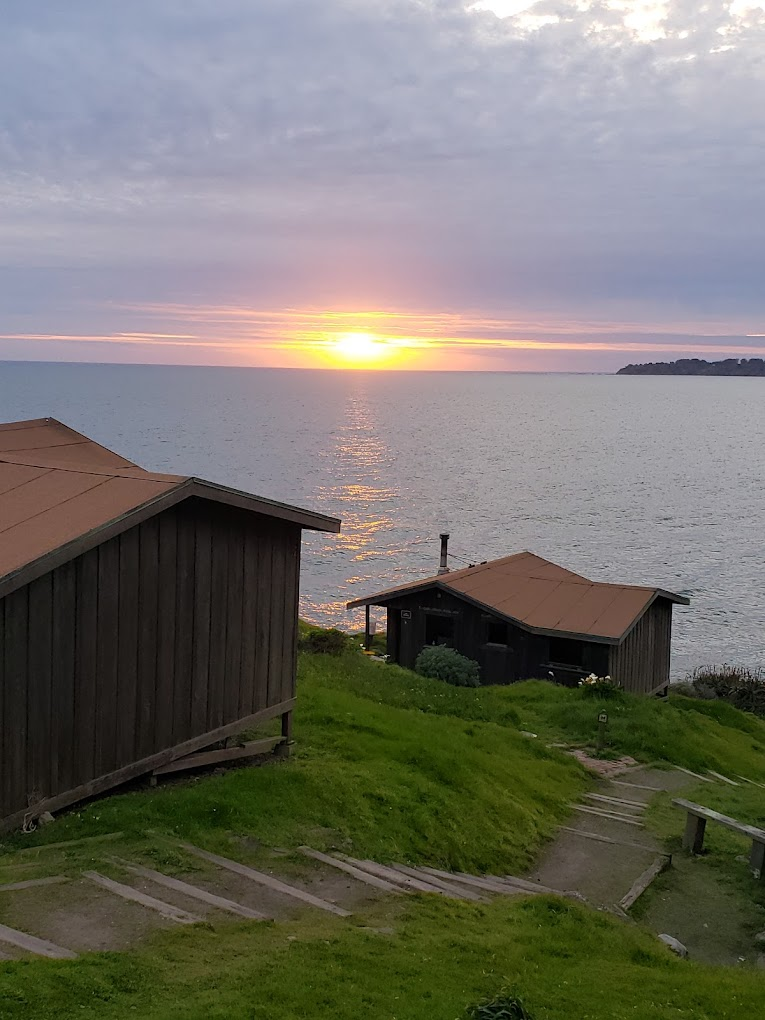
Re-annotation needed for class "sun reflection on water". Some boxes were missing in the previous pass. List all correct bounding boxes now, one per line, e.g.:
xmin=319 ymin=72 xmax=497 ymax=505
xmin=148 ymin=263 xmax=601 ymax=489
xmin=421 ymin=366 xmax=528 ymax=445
xmin=299 ymin=385 xmax=401 ymax=631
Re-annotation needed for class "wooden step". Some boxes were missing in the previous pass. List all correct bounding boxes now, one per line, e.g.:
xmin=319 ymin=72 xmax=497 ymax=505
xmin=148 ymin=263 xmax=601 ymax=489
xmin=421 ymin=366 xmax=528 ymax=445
xmin=333 ymin=855 xmax=457 ymax=897
xmin=179 ymin=843 xmax=351 ymax=917
xmin=0 ymin=921 xmax=77 ymax=960
xmin=570 ymin=804 xmax=645 ymax=827
xmin=298 ymin=847 xmax=402 ymax=893
xmin=0 ymin=876 xmax=69 ymax=893
xmin=585 ymin=792 xmax=645 ymax=810
xmin=83 ymin=871 xmax=201 ymax=924
xmin=118 ymin=862 xmax=268 ymax=920
xmin=389 ymin=864 xmax=483 ymax=900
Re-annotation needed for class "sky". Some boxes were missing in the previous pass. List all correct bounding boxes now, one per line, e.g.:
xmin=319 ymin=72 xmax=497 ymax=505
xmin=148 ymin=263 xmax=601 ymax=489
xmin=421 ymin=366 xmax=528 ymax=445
xmin=1 ymin=0 xmax=764 ymax=371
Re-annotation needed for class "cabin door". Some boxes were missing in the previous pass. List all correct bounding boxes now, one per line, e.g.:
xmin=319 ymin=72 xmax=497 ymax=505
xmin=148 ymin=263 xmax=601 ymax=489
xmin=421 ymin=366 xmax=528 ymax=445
xmin=481 ymin=643 xmax=515 ymax=685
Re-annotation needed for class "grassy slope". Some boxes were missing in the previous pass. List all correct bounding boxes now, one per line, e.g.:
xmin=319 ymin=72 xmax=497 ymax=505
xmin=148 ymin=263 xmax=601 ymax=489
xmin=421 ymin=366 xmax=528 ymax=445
xmin=2 ymin=652 xmax=765 ymax=1018
xmin=2 ymin=896 xmax=765 ymax=1020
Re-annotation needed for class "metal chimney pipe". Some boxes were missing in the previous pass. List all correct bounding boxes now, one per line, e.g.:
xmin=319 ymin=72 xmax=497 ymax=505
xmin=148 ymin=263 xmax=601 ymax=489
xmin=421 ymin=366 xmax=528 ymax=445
xmin=438 ymin=533 xmax=450 ymax=574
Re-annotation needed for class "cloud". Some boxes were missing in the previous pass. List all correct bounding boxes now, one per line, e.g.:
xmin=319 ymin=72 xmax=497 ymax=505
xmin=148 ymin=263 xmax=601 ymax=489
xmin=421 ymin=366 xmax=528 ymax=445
xmin=1 ymin=1 xmax=764 ymax=364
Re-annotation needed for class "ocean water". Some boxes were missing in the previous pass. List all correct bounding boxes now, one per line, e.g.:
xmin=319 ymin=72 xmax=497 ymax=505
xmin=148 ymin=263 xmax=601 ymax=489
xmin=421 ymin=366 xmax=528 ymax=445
xmin=1 ymin=362 xmax=763 ymax=677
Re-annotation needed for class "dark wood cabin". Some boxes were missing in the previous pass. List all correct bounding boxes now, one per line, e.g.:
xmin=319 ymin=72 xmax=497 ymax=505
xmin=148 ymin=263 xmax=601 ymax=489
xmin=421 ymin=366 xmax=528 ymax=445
xmin=348 ymin=552 xmax=688 ymax=695
xmin=0 ymin=418 xmax=339 ymax=833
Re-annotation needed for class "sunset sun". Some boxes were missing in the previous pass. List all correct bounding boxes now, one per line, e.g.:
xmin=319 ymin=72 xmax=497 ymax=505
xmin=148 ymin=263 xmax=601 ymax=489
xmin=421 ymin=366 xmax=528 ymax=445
xmin=332 ymin=331 xmax=386 ymax=366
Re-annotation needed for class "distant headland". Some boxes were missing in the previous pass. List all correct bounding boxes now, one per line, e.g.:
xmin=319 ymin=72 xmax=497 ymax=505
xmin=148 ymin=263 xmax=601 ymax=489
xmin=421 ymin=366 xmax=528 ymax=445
xmin=617 ymin=357 xmax=765 ymax=376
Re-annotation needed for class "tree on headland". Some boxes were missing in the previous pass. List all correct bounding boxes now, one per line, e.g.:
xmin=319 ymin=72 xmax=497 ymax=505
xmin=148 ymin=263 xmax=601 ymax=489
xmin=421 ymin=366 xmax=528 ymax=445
xmin=617 ymin=358 xmax=765 ymax=376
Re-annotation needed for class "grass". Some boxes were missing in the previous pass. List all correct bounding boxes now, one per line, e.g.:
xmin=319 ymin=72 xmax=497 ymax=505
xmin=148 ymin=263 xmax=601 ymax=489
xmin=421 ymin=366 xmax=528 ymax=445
xmin=2 ymin=895 xmax=764 ymax=1020
xmin=1 ymin=650 xmax=765 ymax=1017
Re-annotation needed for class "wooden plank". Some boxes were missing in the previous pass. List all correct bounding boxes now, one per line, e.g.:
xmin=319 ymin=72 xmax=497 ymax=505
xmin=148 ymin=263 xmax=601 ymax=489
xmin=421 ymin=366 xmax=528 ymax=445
xmin=418 ymin=866 xmax=537 ymax=897
xmin=173 ymin=508 xmax=196 ymax=744
xmin=0 ymin=876 xmax=69 ymax=892
xmin=239 ymin=527 xmax=259 ymax=716
xmin=674 ymin=765 xmax=715 ymax=783
xmin=570 ymin=804 xmax=645 ymax=827
xmin=298 ymin=847 xmax=402 ymax=893
xmin=120 ymin=862 xmax=267 ymax=919
xmin=254 ymin=528 xmax=272 ymax=713
xmin=26 ymin=574 xmax=53 ymax=804
xmin=610 ymin=779 xmax=661 ymax=792
xmin=52 ymin=560 xmax=77 ymax=795
xmin=735 ymin=775 xmax=765 ymax=790
xmin=95 ymin=538 xmax=120 ymax=775
xmin=83 ymin=871 xmax=201 ymax=924
xmin=672 ymin=799 xmax=765 ymax=841
xmin=179 ymin=843 xmax=351 ymax=917
xmin=137 ymin=517 xmax=160 ymax=759
xmin=619 ymin=856 xmax=670 ymax=911
xmin=340 ymin=858 xmax=454 ymax=896
xmin=390 ymin=864 xmax=483 ymax=900
xmin=4 ymin=588 xmax=29 ymax=819
xmin=9 ymin=832 xmax=124 ymax=856
xmin=558 ymin=827 xmax=658 ymax=853
xmin=0 ymin=921 xmax=77 ymax=960
xmin=155 ymin=510 xmax=178 ymax=750
xmin=74 ymin=549 xmax=99 ymax=787
xmin=707 ymin=771 xmax=739 ymax=787
xmin=585 ymin=793 xmax=645 ymax=810
xmin=224 ymin=520 xmax=244 ymax=725
xmin=0 ymin=697 xmax=295 ymax=836
xmin=207 ymin=511 xmax=230 ymax=731
xmin=152 ymin=736 xmax=284 ymax=777
xmin=266 ymin=537 xmax=281 ymax=711
xmin=191 ymin=514 xmax=212 ymax=734
xmin=116 ymin=528 xmax=140 ymax=768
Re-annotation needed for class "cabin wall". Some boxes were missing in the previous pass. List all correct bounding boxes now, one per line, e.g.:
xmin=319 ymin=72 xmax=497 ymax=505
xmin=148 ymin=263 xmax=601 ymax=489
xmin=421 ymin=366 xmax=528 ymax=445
xmin=383 ymin=589 xmax=609 ymax=685
xmin=608 ymin=598 xmax=673 ymax=694
xmin=0 ymin=497 xmax=301 ymax=827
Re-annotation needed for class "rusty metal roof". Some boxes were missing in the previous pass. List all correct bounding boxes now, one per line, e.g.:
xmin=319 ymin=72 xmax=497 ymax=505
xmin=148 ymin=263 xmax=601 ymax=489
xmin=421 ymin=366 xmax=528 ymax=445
xmin=0 ymin=418 xmax=340 ymax=598
xmin=347 ymin=551 xmax=689 ymax=644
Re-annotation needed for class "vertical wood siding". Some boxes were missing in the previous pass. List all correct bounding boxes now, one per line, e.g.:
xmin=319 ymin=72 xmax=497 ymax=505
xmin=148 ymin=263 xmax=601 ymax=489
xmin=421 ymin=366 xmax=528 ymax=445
xmin=608 ymin=598 xmax=673 ymax=694
xmin=0 ymin=498 xmax=301 ymax=825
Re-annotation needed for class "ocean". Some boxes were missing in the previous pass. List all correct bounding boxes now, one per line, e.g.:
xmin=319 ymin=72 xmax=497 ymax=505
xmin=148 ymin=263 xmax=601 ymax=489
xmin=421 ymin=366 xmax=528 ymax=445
xmin=1 ymin=361 xmax=763 ymax=677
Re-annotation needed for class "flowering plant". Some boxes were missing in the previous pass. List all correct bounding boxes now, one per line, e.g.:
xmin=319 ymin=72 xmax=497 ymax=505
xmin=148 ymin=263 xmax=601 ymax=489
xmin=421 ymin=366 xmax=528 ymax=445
xmin=578 ymin=674 xmax=622 ymax=699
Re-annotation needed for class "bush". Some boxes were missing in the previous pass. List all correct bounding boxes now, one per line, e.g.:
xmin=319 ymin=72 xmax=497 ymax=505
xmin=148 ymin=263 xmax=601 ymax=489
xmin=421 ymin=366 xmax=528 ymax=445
xmin=465 ymin=994 xmax=535 ymax=1019
xmin=686 ymin=664 xmax=765 ymax=716
xmin=414 ymin=644 xmax=480 ymax=687
xmin=298 ymin=627 xmax=350 ymax=656
xmin=578 ymin=674 xmax=623 ymax=700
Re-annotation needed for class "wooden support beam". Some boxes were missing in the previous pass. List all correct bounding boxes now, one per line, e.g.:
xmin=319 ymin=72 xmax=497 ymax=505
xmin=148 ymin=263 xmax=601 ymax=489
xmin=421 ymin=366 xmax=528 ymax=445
xmin=275 ymin=710 xmax=294 ymax=758
xmin=83 ymin=871 xmax=201 ymax=924
xmin=683 ymin=813 xmax=707 ymax=853
xmin=750 ymin=841 xmax=765 ymax=880
xmin=179 ymin=843 xmax=351 ymax=916
xmin=152 ymin=737 xmax=284 ymax=777
xmin=365 ymin=605 xmax=372 ymax=652
xmin=0 ymin=922 xmax=77 ymax=960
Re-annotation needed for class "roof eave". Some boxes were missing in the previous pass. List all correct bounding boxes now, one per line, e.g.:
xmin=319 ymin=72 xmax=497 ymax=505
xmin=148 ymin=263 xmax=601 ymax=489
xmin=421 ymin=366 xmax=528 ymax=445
xmin=188 ymin=479 xmax=340 ymax=533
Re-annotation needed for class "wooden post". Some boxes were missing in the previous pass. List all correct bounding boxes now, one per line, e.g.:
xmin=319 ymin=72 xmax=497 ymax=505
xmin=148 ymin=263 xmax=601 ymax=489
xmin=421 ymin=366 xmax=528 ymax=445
xmin=682 ymin=813 xmax=706 ymax=854
xmin=365 ymin=605 xmax=372 ymax=652
xmin=750 ymin=840 xmax=765 ymax=879
xmin=275 ymin=710 xmax=293 ymax=758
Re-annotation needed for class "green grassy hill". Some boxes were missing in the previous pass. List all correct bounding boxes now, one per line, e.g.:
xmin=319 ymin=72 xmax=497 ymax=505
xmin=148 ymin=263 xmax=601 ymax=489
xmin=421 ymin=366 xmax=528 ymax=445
xmin=1 ymin=649 xmax=764 ymax=1019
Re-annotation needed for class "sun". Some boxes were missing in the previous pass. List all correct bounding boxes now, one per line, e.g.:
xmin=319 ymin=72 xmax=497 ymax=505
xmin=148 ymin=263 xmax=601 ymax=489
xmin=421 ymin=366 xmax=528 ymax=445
xmin=332 ymin=331 xmax=386 ymax=365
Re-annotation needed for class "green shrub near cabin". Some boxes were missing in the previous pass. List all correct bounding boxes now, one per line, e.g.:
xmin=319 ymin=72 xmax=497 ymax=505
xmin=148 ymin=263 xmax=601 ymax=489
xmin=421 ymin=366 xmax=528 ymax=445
xmin=415 ymin=644 xmax=481 ymax=687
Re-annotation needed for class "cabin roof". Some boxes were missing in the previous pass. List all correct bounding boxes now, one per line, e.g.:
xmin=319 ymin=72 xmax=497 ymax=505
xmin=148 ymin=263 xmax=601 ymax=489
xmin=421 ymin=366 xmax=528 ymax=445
xmin=0 ymin=418 xmax=340 ymax=597
xmin=347 ymin=551 xmax=689 ymax=643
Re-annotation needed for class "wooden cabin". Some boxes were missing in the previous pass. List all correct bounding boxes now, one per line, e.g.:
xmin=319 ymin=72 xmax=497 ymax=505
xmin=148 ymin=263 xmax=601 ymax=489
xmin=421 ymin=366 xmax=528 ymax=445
xmin=0 ymin=418 xmax=339 ymax=833
xmin=348 ymin=551 xmax=689 ymax=695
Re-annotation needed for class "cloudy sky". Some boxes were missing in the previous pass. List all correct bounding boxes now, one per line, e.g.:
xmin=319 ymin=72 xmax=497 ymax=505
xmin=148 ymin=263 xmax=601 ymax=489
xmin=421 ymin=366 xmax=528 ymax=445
xmin=1 ymin=0 xmax=764 ymax=370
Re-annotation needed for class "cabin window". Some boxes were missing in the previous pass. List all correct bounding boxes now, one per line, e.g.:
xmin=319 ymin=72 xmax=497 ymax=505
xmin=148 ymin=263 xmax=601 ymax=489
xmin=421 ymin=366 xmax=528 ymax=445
xmin=486 ymin=619 xmax=508 ymax=645
xmin=549 ymin=637 xmax=584 ymax=667
xmin=425 ymin=612 xmax=455 ymax=647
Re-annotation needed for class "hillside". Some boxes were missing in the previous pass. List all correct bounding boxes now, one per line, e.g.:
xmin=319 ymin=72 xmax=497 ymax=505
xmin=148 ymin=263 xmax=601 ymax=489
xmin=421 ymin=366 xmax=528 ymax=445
xmin=1 ymin=650 xmax=764 ymax=1019
xmin=617 ymin=357 xmax=765 ymax=376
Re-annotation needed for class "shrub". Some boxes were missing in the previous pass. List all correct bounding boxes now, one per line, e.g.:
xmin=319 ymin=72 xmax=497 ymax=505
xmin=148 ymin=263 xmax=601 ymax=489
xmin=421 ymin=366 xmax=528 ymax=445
xmin=298 ymin=627 xmax=350 ymax=656
xmin=414 ymin=644 xmax=480 ymax=687
xmin=465 ymin=993 xmax=535 ymax=1019
xmin=686 ymin=664 xmax=765 ymax=716
xmin=578 ymin=673 xmax=623 ymax=699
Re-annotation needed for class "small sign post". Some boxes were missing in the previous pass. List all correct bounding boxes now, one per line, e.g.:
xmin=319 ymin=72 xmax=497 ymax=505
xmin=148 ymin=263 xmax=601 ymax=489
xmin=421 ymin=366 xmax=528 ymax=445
xmin=597 ymin=710 xmax=609 ymax=753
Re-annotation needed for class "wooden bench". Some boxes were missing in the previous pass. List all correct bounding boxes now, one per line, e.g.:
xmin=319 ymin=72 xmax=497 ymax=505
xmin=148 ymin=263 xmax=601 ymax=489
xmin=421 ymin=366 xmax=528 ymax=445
xmin=672 ymin=798 xmax=765 ymax=879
